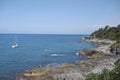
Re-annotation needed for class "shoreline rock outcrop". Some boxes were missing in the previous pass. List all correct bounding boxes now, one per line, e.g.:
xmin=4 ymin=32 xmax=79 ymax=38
xmin=16 ymin=39 xmax=119 ymax=80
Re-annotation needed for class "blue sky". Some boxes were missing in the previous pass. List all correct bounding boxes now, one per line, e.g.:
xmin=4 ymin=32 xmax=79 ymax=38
xmin=0 ymin=0 xmax=120 ymax=34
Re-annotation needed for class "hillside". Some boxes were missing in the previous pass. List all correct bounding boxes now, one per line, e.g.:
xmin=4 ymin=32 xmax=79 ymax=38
xmin=91 ymin=24 xmax=120 ymax=51
xmin=91 ymin=24 xmax=120 ymax=41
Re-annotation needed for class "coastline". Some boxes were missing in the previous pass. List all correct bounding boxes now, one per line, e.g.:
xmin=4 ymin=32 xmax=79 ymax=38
xmin=16 ymin=38 xmax=120 ymax=80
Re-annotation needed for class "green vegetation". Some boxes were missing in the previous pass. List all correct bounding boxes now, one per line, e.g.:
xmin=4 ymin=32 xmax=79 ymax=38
xmin=91 ymin=24 xmax=120 ymax=51
xmin=86 ymin=62 xmax=120 ymax=80
xmin=86 ymin=24 xmax=120 ymax=80
xmin=91 ymin=24 xmax=120 ymax=41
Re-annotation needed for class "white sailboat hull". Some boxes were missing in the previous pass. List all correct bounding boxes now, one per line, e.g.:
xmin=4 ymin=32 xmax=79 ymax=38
xmin=12 ymin=44 xmax=18 ymax=48
xmin=12 ymin=34 xmax=18 ymax=48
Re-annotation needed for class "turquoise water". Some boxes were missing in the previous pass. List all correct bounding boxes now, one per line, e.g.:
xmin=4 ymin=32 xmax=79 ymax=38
xmin=0 ymin=34 xmax=95 ymax=80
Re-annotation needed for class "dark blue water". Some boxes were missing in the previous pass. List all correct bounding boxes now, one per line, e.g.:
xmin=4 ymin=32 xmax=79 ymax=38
xmin=0 ymin=34 xmax=95 ymax=80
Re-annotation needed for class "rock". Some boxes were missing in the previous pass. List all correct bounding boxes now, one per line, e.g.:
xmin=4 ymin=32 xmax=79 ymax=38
xmin=79 ymin=49 xmax=99 ymax=56
xmin=114 ymin=59 xmax=120 ymax=65
xmin=55 ymin=73 xmax=85 ymax=80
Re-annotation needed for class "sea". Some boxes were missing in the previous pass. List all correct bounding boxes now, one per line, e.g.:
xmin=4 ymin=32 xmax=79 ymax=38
xmin=0 ymin=34 xmax=95 ymax=80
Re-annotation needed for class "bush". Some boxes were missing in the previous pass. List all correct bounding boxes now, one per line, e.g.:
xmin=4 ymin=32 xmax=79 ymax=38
xmin=91 ymin=24 xmax=120 ymax=41
xmin=85 ymin=63 xmax=120 ymax=80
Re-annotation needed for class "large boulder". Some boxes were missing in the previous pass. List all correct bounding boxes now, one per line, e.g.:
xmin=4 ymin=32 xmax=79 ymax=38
xmin=79 ymin=49 xmax=99 ymax=56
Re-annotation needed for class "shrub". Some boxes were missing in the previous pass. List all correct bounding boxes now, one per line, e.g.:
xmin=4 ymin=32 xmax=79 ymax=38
xmin=85 ymin=63 xmax=120 ymax=80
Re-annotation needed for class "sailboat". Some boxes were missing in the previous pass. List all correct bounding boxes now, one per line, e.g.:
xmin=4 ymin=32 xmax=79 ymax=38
xmin=12 ymin=34 xmax=18 ymax=48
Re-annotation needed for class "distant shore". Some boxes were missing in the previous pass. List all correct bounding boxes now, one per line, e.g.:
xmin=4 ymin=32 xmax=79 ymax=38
xmin=16 ymin=38 xmax=120 ymax=80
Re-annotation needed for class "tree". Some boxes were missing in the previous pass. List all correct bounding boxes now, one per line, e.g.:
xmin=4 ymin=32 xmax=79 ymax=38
xmin=105 ymin=25 xmax=110 ymax=30
xmin=117 ymin=24 xmax=120 ymax=28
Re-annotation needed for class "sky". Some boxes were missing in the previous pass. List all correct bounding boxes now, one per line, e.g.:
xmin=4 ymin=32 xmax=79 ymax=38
xmin=0 ymin=0 xmax=120 ymax=34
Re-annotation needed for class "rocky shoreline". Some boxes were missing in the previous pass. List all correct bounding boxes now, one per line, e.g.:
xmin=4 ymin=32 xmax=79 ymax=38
xmin=16 ymin=38 xmax=120 ymax=80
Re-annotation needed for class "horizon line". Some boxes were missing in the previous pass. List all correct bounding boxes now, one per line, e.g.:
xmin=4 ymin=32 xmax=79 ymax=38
xmin=0 ymin=33 xmax=90 ymax=35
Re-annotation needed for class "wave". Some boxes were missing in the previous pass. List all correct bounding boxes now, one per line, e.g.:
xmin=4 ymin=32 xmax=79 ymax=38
xmin=50 ymin=54 xmax=65 ymax=57
xmin=76 ymin=52 xmax=79 ymax=55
